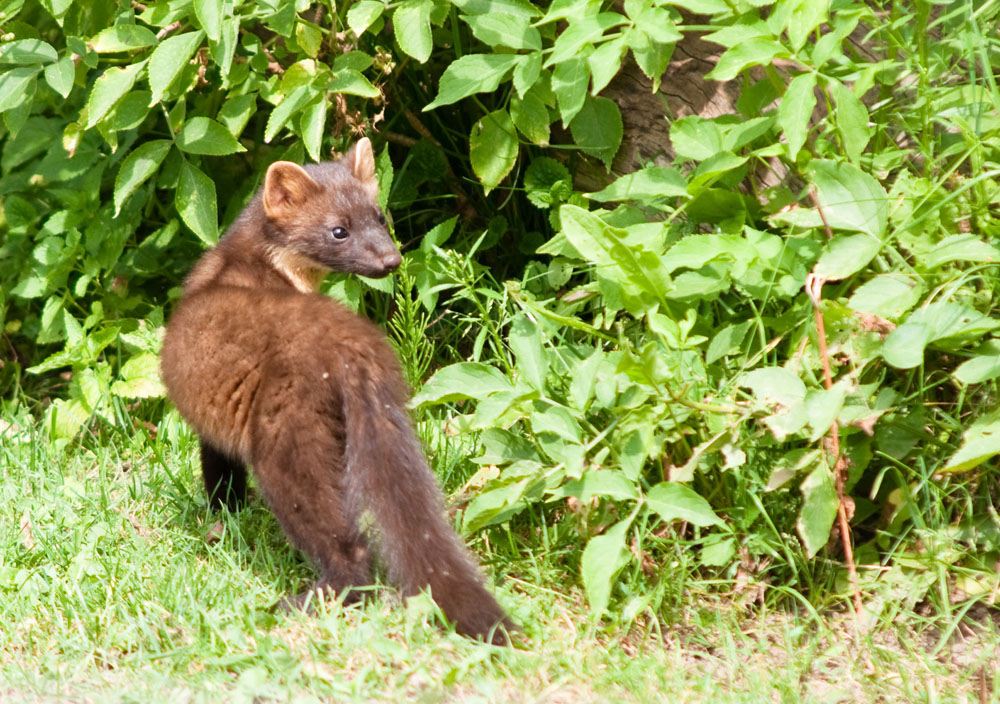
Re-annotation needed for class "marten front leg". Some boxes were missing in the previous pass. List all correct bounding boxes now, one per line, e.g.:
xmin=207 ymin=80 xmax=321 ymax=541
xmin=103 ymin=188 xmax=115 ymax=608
xmin=200 ymin=441 xmax=248 ymax=511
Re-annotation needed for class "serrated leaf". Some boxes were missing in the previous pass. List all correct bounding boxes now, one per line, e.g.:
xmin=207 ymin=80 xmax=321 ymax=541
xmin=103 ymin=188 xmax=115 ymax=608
xmin=510 ymin=90 xmax=550 ymax=146
xmin=829 ymin=78 xmax=870 ymax=163
xmin=580 ymin=516 xmax=633 ymax=617
xmin=114 ymin=139 xmax=171 ymax=215
xmin=393 ymin=0 xmax=433 ymax=63
xmin=588 ymin=36 xmax=626 ymax=94
xmin=463 ymin=12 xmax=541 ymax=50
xmin=177 ymin=116 xmax=246 ymax=155
xmin=148 ymin=30 xmax=204 ymax=105
xmin=176 ymin=160 xmax=218 ymax=244
xmin=329 ymin=69 xmax=379 ymax=98
xmin=569 ymin=96 xmax=621 ymax=168
xmin=411 ymin=362 xmax=513 ymax=407
xmin=797 ymin=465 xmax=837 ymax=558
xmin=347 ymin=1 xmax=385 ymax=36
xmin=779 ymin=72 xmax=816 ymax=158
xmin=264 ymin=84 xmax=313 ymax=142
xmin=110 ymin=352 xmax=165 ymax=399
xmin=646 ymin=482 xmax=724 ymax=527
xmin=513 ymin=51 xmax=542 ymax=96
xmin=470 ymin=109 xmax=518 ymax=192
xmin=85 ymin=60 xmax=146 ymax=128
xmin=670 ymin=116 xmax=723 ymax=162
xmin=0 ymin=38 xmax=58 ymax=64
xmin=217 ymin=92 xmax=256 ymax=138
xmin=552 ymin=57 xmax=588 ymax=126
xmin=553 ymin=470 xmax=638 ymax=502
xmin=424 ymin=54 xmax=518 ymax=110
xmin=44 ymin=55 xmax=75 ymax=98
xmin=706 ymin=36 xmax=785 ymax=81
xmin=300 ymin=98 xmax=327 ymax=161
xmin=0 ymin=66 xmax=38 ymax=112
xmin=90 ymin=25 xmax=158 ymax=53
xmin=193 ymin=0 xmax=222 ymax=42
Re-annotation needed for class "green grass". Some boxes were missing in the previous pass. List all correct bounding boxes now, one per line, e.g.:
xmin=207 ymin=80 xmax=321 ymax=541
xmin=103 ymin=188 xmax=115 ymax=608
xmin=2 ymin=410 xmax=997 ymax=703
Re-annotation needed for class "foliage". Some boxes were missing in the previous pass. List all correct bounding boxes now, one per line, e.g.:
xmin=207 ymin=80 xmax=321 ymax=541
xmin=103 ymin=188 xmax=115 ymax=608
xmin=2 ymin=0 xmax=1000 ymax=632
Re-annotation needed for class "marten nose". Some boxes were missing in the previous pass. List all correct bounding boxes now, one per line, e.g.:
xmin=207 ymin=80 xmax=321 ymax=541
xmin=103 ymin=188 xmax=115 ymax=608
xmin=381 ymin=249 xmax=402 ymax=273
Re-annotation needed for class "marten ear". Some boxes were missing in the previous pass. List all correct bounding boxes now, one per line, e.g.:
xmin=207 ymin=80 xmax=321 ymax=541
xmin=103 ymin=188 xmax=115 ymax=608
xmin=264 ymin=161 xmax=320 ymax=218
xmin=349 ymin=137 xmax=377 ymax=185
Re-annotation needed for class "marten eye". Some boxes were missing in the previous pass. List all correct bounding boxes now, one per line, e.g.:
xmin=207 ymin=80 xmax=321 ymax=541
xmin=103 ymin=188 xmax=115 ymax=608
xmin=331 ymin=226 xmax=349 ymax=240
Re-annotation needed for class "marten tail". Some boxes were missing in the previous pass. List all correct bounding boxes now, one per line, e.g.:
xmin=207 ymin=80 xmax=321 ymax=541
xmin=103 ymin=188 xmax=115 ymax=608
xmin=341 ymin=371 xmax=512 ymax=644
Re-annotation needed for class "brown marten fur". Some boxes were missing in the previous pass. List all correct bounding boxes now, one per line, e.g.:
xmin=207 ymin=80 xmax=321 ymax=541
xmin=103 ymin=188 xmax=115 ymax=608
xmin=160 ymin=138 xmax=512 ymax=644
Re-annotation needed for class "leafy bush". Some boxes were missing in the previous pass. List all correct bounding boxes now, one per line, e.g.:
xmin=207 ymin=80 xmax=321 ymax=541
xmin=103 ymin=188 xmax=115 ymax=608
xmin=2 ymin=0 xmax=1000 ymax=626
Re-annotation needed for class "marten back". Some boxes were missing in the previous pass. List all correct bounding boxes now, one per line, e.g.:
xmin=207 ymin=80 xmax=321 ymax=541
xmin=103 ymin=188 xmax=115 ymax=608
xmin=160 ymin=139 xmax=512 ymax=644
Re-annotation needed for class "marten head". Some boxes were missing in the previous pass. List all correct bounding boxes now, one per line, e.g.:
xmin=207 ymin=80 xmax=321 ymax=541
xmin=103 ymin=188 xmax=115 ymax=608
xmin=261 ymin=138 xmax=402 ymax=281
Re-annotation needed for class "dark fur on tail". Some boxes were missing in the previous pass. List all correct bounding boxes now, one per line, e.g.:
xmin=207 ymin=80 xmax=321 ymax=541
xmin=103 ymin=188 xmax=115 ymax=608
xmin=343 ymin=370 xmax=512 ymax=644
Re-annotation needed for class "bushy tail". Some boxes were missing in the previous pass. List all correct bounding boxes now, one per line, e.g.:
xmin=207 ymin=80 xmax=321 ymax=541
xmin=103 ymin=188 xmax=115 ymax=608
xmin=341 ymin=372 xmax=512 ymax=644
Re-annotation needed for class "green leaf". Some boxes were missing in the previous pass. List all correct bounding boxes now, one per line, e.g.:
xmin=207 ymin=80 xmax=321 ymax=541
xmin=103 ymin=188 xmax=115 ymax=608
xmin=0 ymin=66 xmax=38 ymax=112
xmin=424 ymin=54 xmax=518 ymax=110
xmin=114 ymin=139 xmax=171 ymax=215
xmin=0 ymin=38 xmax=58 ymax=64
xmin=411 ymin=362 xmax=513 ymax=407
xmin=510 ymin=90 xmax=550 ymax=146
xmin=347 ymin=1 xmax=385 ymax=36
xmin=328 ymin=69 xmax=379 ymax=98
xmin=646 ymin=482 xmax=724 ymax=527
xmin=580 ymin=516 xmax=633 ymax=617
xmin=569 ymin=96 xmax=622 ymax=168
xmin=44 ymin=55 xmax=75 ymax=98
xmin=264 ymin=84 xmax=313 ymax=142
xmin=778 ymin=72 xmax=817 ymax=158
xmin=177 ymin=116 xmax=246 ymax=155
xmin=217 ymin=93 xmax=256 ymax=138
xmin=917 ymin=234 xmax=1000 ymax=269
xmin=670 ymin=116 xmax=723 ymax=161
xmin=588 ymin=36 xmax=626 ymax=94
xmin=847 ymin=275 xmax=921 ymax=320
xmin=881 ymin=322 xmax=932 ymax=369
xmin=741 ymin=367 xmax=806 ymax=407
xmin=193 ymin=0 xmax=223 ymax=42
xmin=148 ymin=30 xmax=204 ymax=105
xmin=706 ymin=37 xmax=785 ymax=82
xmin=90 ymin=25 xmax=158 ymax=53
xmin=553 ymin=470 xmax=638 ymax=502
xmin=470 ymin=109 xmax=518 ymax=192
xmin=629 ymin=26 xmax=671 ymax=90
xmin=829 ymin=78 xmax=870 ymax=163
xmin=512 ymin=51 xmax=542 ymax=96
xmin=393 ymin=0 xmax=433 ymax=63
xmin=587 ymin=165 xmax=687 ymax=202
xmin=452 ymin=0 xmax=541 ymax=18
xmin=810 ymin=159 xmax=888 ymax=238
xmin=509 ymin=314 xmax=546 ymax=391
xmin=175 ymin=160 xmax=218 ymax=244
xmin=300 ymin=98 xmax=328 ymax=162
xmin=84 ymin=60 xmax=146 ymax=128
xmin=110 ymin=352 xmax=166 ymax=399
xmin=463 ymin=13 xmax=541 ymax=51
xmin=813 ymin=233 xmax=882 ymax=281
xmin=552 ymin=57 xmax=588 ymax=126
xmin=944 ymin=413 xmax=1000 ymax=473
xmin=797 ymin=465 xmax=837 ymax=558
xmin=954 ymin=341 xmax=1000 ymax=385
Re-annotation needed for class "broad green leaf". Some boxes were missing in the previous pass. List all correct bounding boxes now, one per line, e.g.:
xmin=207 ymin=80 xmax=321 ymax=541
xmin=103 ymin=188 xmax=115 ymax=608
xmin=0 ymin=38 xmax=58 ymax=64
xmin=300 ymin=98 xmax=327 ymax=162
xmin=785 ymin=0 xmax=828 ymax=50
xmin=569 ymin=96 xmax=622 ymax=169
xmin=813 ymin=233 xmax=882 ymax=280
xmin=810 ymin=159 xmax=888 ymax=238
xmin=547 ymin=13 xmax=624 ymax=66
xmin=778 ymin=72 xmax=816 ymax=158
xmin=452 ymin=0 xmax=542 ymax=18
xmin=296 ymin=21 xmax=322 ymax=58
xmin=646 ymin=482 xmax=724 ymax=527
xmin=954 ymin=340 xmax=1000 ymax=385
xmin=670 ymin=116 xmax=723 ymax=161
xmin=847 ymin=275 xmax=921 ymax=320
xmin=470 ymin=109 xmax=518 ymax=192
xmin=90 ymin=25 xmax=158 ymax=53
xmin=110 ymin=352 xmax=166 ymax=398
xmin=217 ymin=93 xmax=256 ymax=137
xmin=0 ymin=66 xmax=38 ymax=112
xmin=629 ymin=26 xmax=671 ymax=90
xmin=85 ymin=60 xmax=146 ymax=128
xmin=510 ymin=90 xmax=550 ymax=146
xmin=741 ymin=367 xmax=806 ymax=407
xmin=917 ymin=234 xmax=1000 ymax=269
xmin=588 ymin=36 xmax=626 ymax=94
xmin=177 ymin=116 xmax=246 ymax=155
xmin=411 ymin=362 xmax=513 ymax=407
xmin=264 ymin=84 xmax=313 ymax=142
xmin=393 ymin=0 xmax=433 ymax=63
xmin=463 ymin=13 xmax=541 ymax=51
xmin=211 ymin=16 xmax=239 ymax=76
xmin=829 ymin=78 xmax=870 ymax=163
xmin=587 ymin=165 xmax=687 ymax=202
xmin=943 ymin=413 xmax=1000 ymax=473
xmin=706 ymin=37 xmax=785 ymax=82
xmin=175 ymin=160 xmax=218 ymax=244
xmin=114 ymin=139 xmax=171 ymax=215
xmin=552 ymin=470 xmax=638 ymax=502
xmin=706 ymin=320 xmax=753 ymax=364
xmin=148 ymin=30 xmax=204 ymax=105
xmin=193 ymin=0 xmax=222 ymax=42
xmin=44 ymin=55 xmax=75 ymax=98
xmin=797 ymin=465 xmax=837 ymax=558
xmin=509 ymin=314 xmax=547 ymax=391
xmin=424 ymin=54 xmax=518 ymax=110
xmin=531 ymin=404 xmax=582 ymax=442
xmin=580 ymin=516 xmax=633 ymax=617
xmin=347 ymin=1 xmax=385 ymax=36
xmin=881 ymin=321 xmax=931 ymax=369
xmin=328 ymin=69 xmax=379 ymax=98
xmin=513 ymin=51 xmax=542 ymax=96
xmin=552 ymin=57 xmax=588 ymax=126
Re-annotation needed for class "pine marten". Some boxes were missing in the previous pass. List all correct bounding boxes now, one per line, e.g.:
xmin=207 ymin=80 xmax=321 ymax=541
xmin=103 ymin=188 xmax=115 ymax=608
xmin=160 ymin=138 xmax=512 ymax=644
